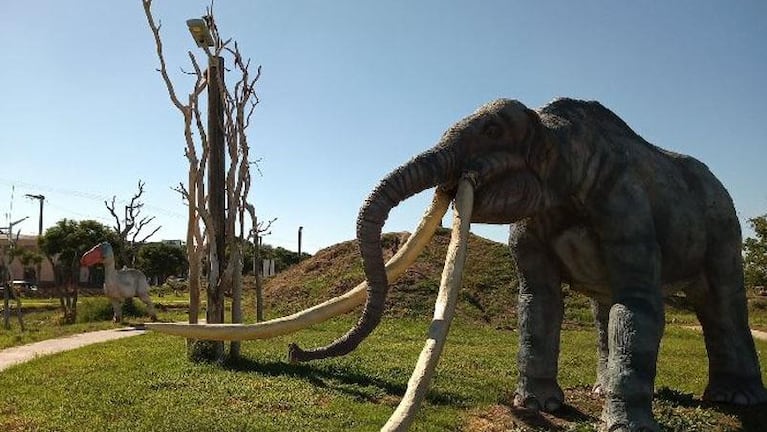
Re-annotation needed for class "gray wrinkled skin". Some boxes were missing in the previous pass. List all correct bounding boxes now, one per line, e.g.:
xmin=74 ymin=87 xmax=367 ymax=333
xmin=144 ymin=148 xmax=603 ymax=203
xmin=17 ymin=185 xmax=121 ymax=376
xmin=507 ymin=99 xmax=767 ymax=431
xmin=294 ymin=98 xmax=766 ymax=431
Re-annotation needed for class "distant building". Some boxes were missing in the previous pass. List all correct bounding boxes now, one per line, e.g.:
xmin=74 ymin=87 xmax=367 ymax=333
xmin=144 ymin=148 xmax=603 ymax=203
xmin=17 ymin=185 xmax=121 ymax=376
xmin=0 ymin=234 xmax=55 ymax=284
xmin=161 ymin=239 xmax=184 ymax=248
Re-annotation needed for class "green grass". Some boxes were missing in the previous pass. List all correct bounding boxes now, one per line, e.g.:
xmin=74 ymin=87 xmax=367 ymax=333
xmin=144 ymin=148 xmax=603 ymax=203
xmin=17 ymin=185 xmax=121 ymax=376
xmin=1 ymin=316 xmax=766 ymax=432
xmin=2 ymin=272 xmax=766 ymax=431
xmin=0 ymin=309 xmax=117 ymax=350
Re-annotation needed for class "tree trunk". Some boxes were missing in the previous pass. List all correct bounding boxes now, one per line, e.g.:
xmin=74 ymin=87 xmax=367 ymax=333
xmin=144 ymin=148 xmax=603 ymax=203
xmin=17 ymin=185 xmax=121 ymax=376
xmin=14 ymin=291 xmax=25 ymax=331
xmin=230 ymin=246 xmax=243 ymax=359
xmin=2 ymin=287 xmax=9 ymax=330
xmin=188 ymin=255 xmax=200 ymax=324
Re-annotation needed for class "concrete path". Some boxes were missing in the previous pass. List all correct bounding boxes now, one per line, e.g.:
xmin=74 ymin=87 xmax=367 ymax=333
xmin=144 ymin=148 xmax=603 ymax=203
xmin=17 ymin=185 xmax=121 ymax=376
xmin=0 ymin=326 xmax=146 ymax=372
xmin=683 ymin=325 xmax=767 ymax=341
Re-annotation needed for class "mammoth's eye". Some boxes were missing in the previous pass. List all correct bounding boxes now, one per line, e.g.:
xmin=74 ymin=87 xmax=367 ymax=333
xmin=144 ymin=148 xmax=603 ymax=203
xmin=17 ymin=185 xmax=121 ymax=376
xmin=482 ymin=122 xmax=502 ymax=139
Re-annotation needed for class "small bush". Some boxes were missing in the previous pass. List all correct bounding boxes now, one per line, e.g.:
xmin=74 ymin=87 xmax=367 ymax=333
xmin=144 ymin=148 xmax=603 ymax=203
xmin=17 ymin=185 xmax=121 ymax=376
xmin=750 ymin=296 xmax=767 ymax=311
xmin=76 ymin=297 xmax=148 ymax=323
xmin=151 ymin=279 xmax=188 ymax=297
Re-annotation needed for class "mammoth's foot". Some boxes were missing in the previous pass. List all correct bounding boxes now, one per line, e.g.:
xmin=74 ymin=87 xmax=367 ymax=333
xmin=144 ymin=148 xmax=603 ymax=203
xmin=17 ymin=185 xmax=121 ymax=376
xmin=592 ymin=376 xmax=609 ymax=397
xmin=513 ymin=377 xmax=564 ymax=412
xmin=601 ymin=397 xmax=658 ymax=432
xmin=603 ymin=423 xmax=658 ymax=432
xmin=703 ymin=374 xmax=767 ymax=405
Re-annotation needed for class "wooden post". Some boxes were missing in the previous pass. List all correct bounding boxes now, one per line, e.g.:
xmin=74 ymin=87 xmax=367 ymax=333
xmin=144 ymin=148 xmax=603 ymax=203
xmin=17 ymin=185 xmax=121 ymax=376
xmin=192 ymin=54 xmax=227 ymax=362
xmin=255 ymin=234 xmax=263 ymax=321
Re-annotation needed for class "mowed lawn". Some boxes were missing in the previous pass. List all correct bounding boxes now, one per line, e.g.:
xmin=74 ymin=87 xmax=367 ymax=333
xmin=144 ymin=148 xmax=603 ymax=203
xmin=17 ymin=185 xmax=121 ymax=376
xmin=2 ymin=316 xmax=766 ymax=431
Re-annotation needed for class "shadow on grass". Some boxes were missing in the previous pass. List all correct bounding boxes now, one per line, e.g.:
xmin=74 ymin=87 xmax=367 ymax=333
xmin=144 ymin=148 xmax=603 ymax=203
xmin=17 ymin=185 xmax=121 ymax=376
xmin=222 ymin=356 xmax=470 ymax=408
xmin=655 ymin=387 xmax=767 ymax=432
xmin=490 ymin=388 xmax=597 ymax=431
xmin=505 ymin=406 xmax=594 ymax=431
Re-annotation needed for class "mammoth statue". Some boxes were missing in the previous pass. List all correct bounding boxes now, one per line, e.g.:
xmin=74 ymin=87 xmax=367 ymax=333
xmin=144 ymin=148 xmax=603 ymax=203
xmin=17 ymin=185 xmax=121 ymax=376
xmin=147 ymin=98 xmax=766 ymax=431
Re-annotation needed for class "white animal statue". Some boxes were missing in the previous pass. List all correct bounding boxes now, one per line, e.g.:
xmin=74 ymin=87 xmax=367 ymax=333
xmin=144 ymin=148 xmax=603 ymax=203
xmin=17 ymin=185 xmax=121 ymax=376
xmin=80 ymin=242 xmax=158 ymax=322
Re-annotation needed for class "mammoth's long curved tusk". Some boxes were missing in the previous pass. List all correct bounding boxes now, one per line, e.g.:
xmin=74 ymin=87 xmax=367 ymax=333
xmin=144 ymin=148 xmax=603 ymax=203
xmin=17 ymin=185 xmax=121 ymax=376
xmin=382 ymin=175 xmax=475 ymax=432
xmin=143 ymin=190 xmax=451 ymax=341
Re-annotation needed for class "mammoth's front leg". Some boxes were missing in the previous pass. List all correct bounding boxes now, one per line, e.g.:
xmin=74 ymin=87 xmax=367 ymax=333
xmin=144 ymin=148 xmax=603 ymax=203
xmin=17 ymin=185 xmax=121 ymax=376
xmin=597 ymin=183 xmax=664 ymax=432
xmin=511 ymin=224 xmax=565 ymax=412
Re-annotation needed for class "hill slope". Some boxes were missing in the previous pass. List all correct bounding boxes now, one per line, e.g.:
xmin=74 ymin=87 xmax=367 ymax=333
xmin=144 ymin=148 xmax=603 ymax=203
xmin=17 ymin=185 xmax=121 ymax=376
xmin=263 ymin=228 xmax=519 ymax=327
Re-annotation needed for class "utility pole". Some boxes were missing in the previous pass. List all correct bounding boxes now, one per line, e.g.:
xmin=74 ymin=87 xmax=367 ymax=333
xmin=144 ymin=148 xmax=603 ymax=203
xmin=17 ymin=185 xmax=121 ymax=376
xmin=24 ymin=194 xmax=44 ymax=236
xmin=25 ymin=194 xmax=44 ymax=284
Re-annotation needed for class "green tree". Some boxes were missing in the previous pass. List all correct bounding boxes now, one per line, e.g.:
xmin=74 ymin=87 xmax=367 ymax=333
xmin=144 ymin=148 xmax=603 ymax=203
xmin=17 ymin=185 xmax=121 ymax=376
xmin=136 ymin=242 xmax=188 ymax=284
xmin=243 ymin=243 xmax=311 ymax=275
xmin=38 ymin=219 xmax=119 ymax=322
xmin=14 ymin=247 xmax=44 ymax=281
xmin=743 ymin=214 xmax=767 ymax=290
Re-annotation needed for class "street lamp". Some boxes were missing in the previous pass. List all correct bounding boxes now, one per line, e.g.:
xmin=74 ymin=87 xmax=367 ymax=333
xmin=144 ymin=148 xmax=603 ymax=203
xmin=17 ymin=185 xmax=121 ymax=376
xmin=185 ymin=18 xmax=214 ymax=47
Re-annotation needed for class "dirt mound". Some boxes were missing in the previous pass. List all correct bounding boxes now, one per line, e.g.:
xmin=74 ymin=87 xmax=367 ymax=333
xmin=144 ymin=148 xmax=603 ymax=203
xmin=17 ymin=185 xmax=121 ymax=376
xmin=262 ymin=228 xmax=519 ymax=327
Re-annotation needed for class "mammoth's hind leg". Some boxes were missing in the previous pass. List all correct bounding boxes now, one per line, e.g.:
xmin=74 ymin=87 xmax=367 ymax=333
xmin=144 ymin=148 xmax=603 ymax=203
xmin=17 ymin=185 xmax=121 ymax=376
xmin=511 ymin=225 xmax=565 ymax=412
xmin=688 ymin=237 xmax=767 ymax=405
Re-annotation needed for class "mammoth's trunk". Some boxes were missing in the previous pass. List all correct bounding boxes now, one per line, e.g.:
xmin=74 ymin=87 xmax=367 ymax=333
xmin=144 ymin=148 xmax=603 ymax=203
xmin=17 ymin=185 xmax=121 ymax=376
xmin=288 ymin=146 xmax=458 ymax=362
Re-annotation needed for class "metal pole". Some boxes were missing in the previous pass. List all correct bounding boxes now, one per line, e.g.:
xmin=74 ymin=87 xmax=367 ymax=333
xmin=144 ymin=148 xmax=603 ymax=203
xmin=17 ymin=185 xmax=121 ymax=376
xmin=36 ymin=197 xmax=43 ymax=284
xmin=298 ymin=226 xmax=303 ymax=261
xmin=37 ymin=197 xmax=44 ymax=235
xmin=24 ymin=194 xmax=44 ymax=284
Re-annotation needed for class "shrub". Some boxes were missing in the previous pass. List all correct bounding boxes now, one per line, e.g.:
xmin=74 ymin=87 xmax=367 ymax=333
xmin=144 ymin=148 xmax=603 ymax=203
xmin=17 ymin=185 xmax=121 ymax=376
xmin=76 ymin=297 xmax=148 ymax=323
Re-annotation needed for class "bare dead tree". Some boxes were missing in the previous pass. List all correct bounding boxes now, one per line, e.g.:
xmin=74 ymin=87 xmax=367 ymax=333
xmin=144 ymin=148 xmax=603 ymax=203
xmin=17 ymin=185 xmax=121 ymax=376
xmin=249 ymin=214 xmax=276 ymax=322
xmin=104 ymin=179 xmax=162 ymax=266
xmin=142 ymin=0 xmax=261 ymax=361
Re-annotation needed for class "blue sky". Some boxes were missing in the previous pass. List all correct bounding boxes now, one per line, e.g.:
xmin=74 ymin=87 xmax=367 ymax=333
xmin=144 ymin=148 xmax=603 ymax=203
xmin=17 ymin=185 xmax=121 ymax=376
xmin=1 ymin=1 xmax=765 ymax=253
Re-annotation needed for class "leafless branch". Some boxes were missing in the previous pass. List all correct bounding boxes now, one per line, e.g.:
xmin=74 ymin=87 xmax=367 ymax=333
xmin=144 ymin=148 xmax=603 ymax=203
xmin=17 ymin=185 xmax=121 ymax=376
xmin=144 ymin=0 xmax=264 ymax=328
xmin=141 ymin=0 xmax=185 ymax=112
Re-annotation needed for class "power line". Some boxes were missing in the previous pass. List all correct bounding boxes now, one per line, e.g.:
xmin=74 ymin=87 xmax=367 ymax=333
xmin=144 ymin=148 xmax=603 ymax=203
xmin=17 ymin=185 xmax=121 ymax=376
xmin=44 ymin=200 xmax=113 ymax=223
xmin=0 ymin=177 xmax=184 ymax=219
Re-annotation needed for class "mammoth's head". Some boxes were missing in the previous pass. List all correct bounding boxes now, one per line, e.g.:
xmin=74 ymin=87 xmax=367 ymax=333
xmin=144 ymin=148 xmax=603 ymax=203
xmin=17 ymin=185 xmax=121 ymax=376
xmin=287 ymin=98 xmax=555 ymax=363
xmin=444 ymin=98 xmax=540 ymax=165
xmin=436 ymin=99 xmax=551 ymax=223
